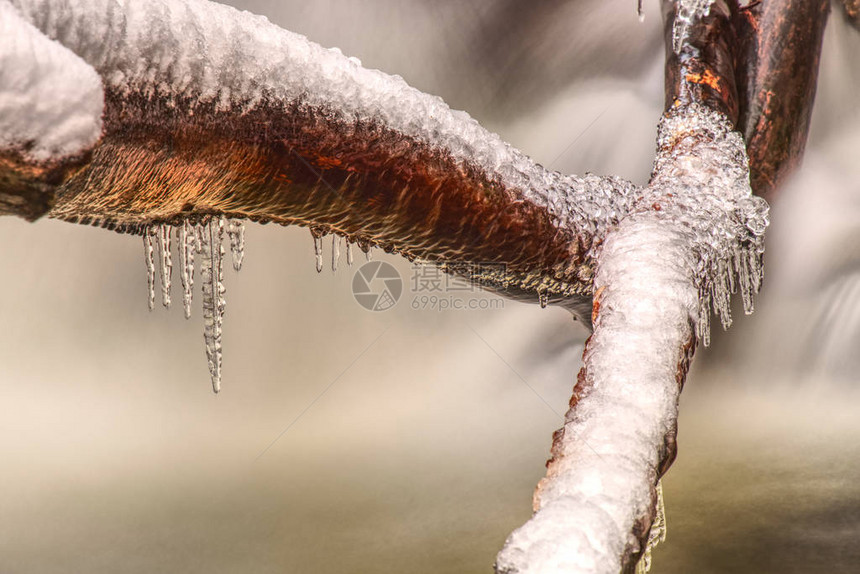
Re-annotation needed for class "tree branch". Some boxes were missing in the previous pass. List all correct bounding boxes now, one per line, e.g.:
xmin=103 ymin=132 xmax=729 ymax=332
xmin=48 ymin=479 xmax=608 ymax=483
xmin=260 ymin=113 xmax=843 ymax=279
xmin=3 ymin=0 xmax=642 ymax=315
xmin=733 ymin=0 xmax=830 ymax=201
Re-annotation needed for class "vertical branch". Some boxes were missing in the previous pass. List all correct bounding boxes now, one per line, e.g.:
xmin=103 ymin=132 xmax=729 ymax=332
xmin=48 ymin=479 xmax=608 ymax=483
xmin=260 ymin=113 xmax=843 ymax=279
xmin=733 ymin=0 xmax=830 ymax=200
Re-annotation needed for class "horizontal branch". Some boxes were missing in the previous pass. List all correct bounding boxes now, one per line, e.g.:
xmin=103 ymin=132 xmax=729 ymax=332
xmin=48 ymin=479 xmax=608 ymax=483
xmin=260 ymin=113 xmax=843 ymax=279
xmin=2 ymin=0 xmax=640 ymax=314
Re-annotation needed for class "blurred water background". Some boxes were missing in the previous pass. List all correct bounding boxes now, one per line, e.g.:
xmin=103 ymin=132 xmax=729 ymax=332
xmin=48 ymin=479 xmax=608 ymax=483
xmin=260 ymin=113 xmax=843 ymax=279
xmin=0 ymin=1 xmax=858 ymax=572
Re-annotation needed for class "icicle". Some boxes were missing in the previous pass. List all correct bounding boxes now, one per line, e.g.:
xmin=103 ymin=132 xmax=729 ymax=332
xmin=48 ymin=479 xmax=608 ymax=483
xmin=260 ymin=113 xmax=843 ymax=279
xmin=310 ymin=228 xmax=324 ymax=273
xmin=227 ymin=219 xmax=245 ymax=271
xmin=331 ymin=235 xmax=340 ymax=272
xmin=194 ymin=223 xmax=205 ymax=255
xmin=636 ymin=480 xmax=667 ymax=573
xmin=143 ymin=226 xmax=156 ymax=311
xmin=157 ymin=224 xmax=172 ymax=308
xmin=697 ymin=288 xmax=711 ymax=347
xmin=538 ymin=291 xmax=549 ymax=309
xmin=201 ymin=217 xmax=225 ymax=393
xmin=178 ymin=221 xmax=195 ymax=319
xmin=346 ymin=240 xmax=354 ymax=266
xmin=637 ymin=0 xmax=645 ymax=22
xmin=366 ymin=247 xmax=373 ymax=261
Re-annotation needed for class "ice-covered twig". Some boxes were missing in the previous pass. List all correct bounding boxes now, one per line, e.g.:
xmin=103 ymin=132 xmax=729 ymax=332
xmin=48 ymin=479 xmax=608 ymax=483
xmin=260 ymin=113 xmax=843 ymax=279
xmin=496 ymin=103 xmax=768 ymax=574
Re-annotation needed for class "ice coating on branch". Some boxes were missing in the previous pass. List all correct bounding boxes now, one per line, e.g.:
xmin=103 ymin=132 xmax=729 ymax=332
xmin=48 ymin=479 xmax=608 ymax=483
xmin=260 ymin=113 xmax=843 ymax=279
xmin=157 ymin=224 xmax=172 ymax=307
xmin=0 ymin=1 xmax=102 ymax=161
xmin=672 ymin=0 xmax=716 ymax=53
xmin=200 ymin=217 xmax=225 ymax=393
xmin=647 ymin=103 xmax=769 ymax=345
xmin=496 ymin=216 xmax=698 ymax=574
xmin=178 ymin=221 xmax=194 ymax=319
xmin=10 ymin=0 xmax=635 ymax=247
xmin=227 ymin=219 xmax=245 ymax=271
xmin=497 ymin=105 xmax=768 ymax=573
xmin=143 ymin=227 xmax=156 ymax=311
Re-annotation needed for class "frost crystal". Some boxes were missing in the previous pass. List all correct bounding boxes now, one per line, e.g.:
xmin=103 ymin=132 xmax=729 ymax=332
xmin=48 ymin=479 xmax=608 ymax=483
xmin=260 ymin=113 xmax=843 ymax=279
xmin=178 ymin=221 xmax=195 ymax=319
xmin=672 ymin=0 xmax=716 ymax=53
xmin=143 ymin=227 xmax=156 ymax=311
xmin=157 ymin=224 xmax=172 ymax=308
xmin=227 ymin=219 xmax=245 ymax=271
xmin=200 ymin=217 xmax=226 ymax=393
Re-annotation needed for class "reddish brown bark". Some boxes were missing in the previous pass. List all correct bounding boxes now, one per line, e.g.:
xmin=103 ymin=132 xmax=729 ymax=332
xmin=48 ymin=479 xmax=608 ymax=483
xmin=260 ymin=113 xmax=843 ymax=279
xmin=662 ymin=0 xmax=740 ymax=123
xmin=733 ymin=0 xmax=830 ymax=201
xmin=44 ymin=92 xmax=604 ymax=306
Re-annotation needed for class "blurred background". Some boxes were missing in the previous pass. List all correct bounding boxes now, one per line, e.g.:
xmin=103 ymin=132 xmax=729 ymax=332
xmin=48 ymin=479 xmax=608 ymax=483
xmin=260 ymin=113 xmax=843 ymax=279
xmin=1 ymin=1 xmax=859 ymax=572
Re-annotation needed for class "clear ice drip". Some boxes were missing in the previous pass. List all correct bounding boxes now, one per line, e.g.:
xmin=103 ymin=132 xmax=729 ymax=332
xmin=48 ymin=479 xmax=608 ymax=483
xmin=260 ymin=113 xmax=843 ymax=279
xmin=346 ymin=241 xmax=354 ymax=266
xmin=143 ymin=227 xmax=155 ymax=311
xmin=227 ymin=219 xmax=245 ymax=271
xmin=157 ymin=224 xmax=172 ymax=307
xmin=331 ymin=235 xmax=340 ymax=272
xmin=201 ymin=217 xmax=226 ymax=393
xmin=310 ymin=228 xmax=324 ymax=273
xmin=636 ymin=481 xmax=667 ymax=574
xmin=194 ymin=223 xmax=205 ymax=255
xmin=178 ymin=221 xmax=195 ymax=319
xmin=671 ymin=0 xmax=715 ymax=53
xmin=647 ymin=103 xmax=769 ymax=345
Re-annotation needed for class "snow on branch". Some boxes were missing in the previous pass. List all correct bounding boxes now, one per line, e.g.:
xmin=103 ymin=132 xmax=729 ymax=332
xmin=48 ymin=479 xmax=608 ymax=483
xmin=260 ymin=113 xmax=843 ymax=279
xmin=496 ymin=103 xmax=768 ymax=574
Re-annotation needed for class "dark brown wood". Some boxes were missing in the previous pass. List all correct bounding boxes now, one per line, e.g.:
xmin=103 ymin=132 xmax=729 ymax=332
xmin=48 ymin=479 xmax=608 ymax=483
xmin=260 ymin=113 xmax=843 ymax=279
xmin=733 ymin=0 xmax=830 ymax=201
xmin=662 ymin=0 xmax=740 ymax=123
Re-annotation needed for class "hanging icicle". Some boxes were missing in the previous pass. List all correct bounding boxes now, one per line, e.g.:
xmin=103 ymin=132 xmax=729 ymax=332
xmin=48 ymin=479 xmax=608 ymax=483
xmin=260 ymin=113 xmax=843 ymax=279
xmin=310 ymin=227 xmax=324 ymax=273
xmin=201 ymin=217 xmax=226 ymax=393
xmin=178 ymin=221 xmax=195 ymax=319
xmin=158 ymin=224 xmax=172 ymax=308
xmin=346 ymin=240 xmax=354 ymax=266
xmin=143 ymin=226 xmax=156 ymax=311
xmin=331 ymin=235 xmax=340 ymax=272
xmin=227 ymin=219 xmax=245 ymax=271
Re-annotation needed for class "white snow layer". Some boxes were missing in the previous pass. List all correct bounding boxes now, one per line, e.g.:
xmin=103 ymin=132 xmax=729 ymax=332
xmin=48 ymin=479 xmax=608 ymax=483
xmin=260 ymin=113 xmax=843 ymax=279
xmin=0 ymin=0 xmax=102 ymax=161
xmin=496 ymin=105 xmax=768 ymax=573
xmin=496 ymin=216 xmax=697 ymax=574
xmin=10 ymin=0 xmax=635 ymax=239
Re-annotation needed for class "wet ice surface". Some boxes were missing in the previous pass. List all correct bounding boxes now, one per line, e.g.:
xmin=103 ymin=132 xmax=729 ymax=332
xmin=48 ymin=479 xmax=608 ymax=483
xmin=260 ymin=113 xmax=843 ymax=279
xmin=0 ymin=1 xmax=102 ymax=161
xmin=671 ymin=0 xmax=716 ymax=53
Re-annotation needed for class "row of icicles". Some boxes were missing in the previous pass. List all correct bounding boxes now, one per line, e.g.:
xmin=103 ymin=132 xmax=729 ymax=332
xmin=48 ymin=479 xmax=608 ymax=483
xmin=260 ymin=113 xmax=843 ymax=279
xmin=144 ymin=220 xmax=372 ymax=393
